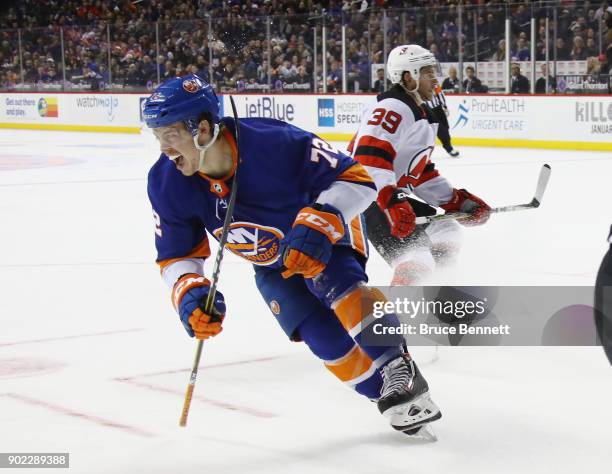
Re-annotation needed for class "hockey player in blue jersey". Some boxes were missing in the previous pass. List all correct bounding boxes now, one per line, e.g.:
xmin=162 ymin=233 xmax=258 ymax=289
xmin=143 ymin=74 xmax=441 ymax=435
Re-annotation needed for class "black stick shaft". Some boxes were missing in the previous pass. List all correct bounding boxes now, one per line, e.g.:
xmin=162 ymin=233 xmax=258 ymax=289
xmin=179 ymin=96 xmax=241 ymax=427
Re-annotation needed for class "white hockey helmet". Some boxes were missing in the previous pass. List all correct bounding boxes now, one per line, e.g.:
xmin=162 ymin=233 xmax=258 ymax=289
xmin=386 ymin=44 xmax=439 ymax=85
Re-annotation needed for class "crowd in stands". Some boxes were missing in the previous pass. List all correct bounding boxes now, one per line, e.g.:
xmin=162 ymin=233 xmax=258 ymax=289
xmin=0 ymin=0 xmax=610 ymax=93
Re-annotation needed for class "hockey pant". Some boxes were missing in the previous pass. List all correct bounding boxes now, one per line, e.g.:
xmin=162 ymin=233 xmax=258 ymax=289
xmin=364 ymin=199 xmax=463 ymax=276
xmin=255 ymin=246 xmax=404 ymax=399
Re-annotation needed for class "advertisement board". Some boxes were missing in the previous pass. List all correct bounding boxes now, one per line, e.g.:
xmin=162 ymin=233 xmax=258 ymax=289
xmin=0 ymin=92 xmax=609 ymax=150
xmin=223 ymin=94 xmax=376 ymax=140
xmin=444 ymin=94 xmax=612 ymax=149
xmin=0 ymin=93 xmax=146 ymax=133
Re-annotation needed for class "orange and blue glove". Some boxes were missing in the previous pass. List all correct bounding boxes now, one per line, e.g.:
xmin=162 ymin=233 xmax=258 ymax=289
xmin=441 ymin=188 xmax=491 ymax=226
xmin=171 ymin=273 xmax=226 ymax=339
xmin=280 ymin=204 xmax=345 ymax=279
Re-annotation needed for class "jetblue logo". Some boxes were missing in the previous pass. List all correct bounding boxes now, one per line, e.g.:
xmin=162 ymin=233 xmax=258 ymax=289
xmin=318 ymin=99 xmax=335 ymax=127
xmin=243 ymin=97 xmax=294 ymax=121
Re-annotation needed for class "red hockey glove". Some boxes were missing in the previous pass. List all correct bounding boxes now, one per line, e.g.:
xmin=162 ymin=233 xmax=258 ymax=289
xmin=440 ymin=189 xmax=491 ymax=226
xmin=377 ymin=185 xmax=417 ymax=238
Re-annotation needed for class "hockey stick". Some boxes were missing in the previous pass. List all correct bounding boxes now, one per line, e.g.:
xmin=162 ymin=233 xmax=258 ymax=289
xmin=414 ymin=164 xmax=551 ymax=225
xmin=179 ymin=96 xmax=241 ymax=427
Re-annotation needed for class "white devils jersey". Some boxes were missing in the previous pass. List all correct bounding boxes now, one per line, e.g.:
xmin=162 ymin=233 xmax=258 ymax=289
xmin=349 ymin=85 xmax=454 ymax=206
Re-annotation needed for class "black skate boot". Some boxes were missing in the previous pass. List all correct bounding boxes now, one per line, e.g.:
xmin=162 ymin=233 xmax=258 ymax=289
xmin=377 ymin=353 xmax=442 ymax=434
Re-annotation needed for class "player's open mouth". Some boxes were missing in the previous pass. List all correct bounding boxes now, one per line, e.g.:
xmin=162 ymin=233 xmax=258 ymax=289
xmin=174 ymin=155 xmax=184 ymax=168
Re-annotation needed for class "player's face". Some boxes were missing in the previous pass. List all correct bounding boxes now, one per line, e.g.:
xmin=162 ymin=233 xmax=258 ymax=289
xmin=418 ymin=66 xmax=436 ymax=101
xmin=152 ymin=123 xmax=200 ymax=176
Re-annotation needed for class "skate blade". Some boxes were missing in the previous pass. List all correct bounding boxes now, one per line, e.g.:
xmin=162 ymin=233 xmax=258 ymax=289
xmin=403 ymin=424 xmax=437 ymax=442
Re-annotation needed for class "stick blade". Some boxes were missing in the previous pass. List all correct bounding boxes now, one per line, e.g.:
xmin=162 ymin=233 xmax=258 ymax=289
xmin=532 ymin=164 xmax=551 ymax=207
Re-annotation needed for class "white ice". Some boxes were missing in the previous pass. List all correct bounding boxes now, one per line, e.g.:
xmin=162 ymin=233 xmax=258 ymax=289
xmin=0 ymin=129 xmax=611 ymax=474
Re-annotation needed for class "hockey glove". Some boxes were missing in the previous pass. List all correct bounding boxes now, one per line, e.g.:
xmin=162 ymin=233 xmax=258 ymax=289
xmin=172 ymin=273 xmax=226 ymax=339
xmin=377 ymin=185 xmax=417 ymax=238
xmin=440 ymin=188 xmax=491 ymax=226
xmin=280 ymin=204 xmax=345 ymax=279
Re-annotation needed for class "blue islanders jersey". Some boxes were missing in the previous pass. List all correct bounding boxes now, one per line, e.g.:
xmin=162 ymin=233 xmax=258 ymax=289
xmin=147 ymin=117 xmax=375 ymax=273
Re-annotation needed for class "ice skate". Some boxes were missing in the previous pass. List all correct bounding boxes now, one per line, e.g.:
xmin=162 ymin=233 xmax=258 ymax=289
xmin=378 ymin=354 xmax=442 ymax=434
xmin=448 ymin=148 xmax=460 ymax=158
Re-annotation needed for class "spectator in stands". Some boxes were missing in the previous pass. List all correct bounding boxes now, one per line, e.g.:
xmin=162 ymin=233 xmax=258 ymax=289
xmin=98 ymin=64 xmax=110 ymax=84
xmin=80 ymin=65 xmax=103 ymax=90
xmin=125 ymin=63 xmax=143 ymax=87
xmin=571 ymin=36 xmax=588 ymax=60
xmin=327 ymin=59 xmax=342 ymax=92
xmin=372 ymin=67 xmax=386 ymax=93
xmin=0 ymin=0 xmax=606 ymax=93
xmin=535 ymin=25 xmax=550 ymax=60
xmin=513 ymin=37 xmax=531 ymax=61
xmin=295 ymin=65 xmax=311 ymax=91
xmin=441 ymin=66 xmax=460 ymax=92
xmin=483 ymin=12 xmax=503 ymax=51
xmin=554 ymin=38 xmax=570 ymax=60
xmin=463 ymin=66 xmax=485 ymax=93
xmin=513 ymin=4 xmax=531 ymax=34
xmin=257 ymin=59 xmax=269 ymax=86
xmin=603 ymin=44 xmax=612 ymax=75
xmin=194 ymin=55 xmax=209 ymax=80
xmin=163 ymin=60 xmax=176 ymax=80
xmin=586 ymin=56 xmax=602 ymax=75
xmin=491 ymin=39 xmax=506 ymax=61
xmin=430 ymin=43 xmax=446 ymax=62
xmin=586 ymin=37 xmax=598 ymax=57
xmin=511 ymin=63 xmax=530 ymax=93
xmin=140 ymin=55 xmax=156 ymax=83
xmin=279 ymin=59 xmax=298 ymax=81
xmin=535 ymin=63 xmax=556 ymax=93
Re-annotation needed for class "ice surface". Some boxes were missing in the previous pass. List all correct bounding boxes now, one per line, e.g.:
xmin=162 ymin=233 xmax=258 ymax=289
xmin=0 ymin=129 xmax=611 ymax=473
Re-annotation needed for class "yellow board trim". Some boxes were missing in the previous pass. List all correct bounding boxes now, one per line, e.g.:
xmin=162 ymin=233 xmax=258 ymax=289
xmin=0 ymin=123 xmax=141 ymax=134
xmin=444 ymin=137 xmax=612 ymax=151
xmin=319 ymin=133 xmax=355 ymax=142
xmin=318 ymin=133 xmax=612 ymax=152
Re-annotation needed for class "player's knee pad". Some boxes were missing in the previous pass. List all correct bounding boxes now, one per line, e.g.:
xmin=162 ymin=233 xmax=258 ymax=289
xmin=332 ymin=283 xmax=404 ymax=347
xmin=390 ymin=247 xmax=436 ymax=285
xmin=425 ymin=220 xmax=463 ymax=266
xmin=332 ymin=283 xmax=385 ymax=336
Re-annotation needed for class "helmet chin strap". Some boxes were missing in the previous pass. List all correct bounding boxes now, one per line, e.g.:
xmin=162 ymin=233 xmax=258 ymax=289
xmin=193 ymin=123 xmax=220 ymax=171
xmin=399 ymin=77 xmax=424 ymax=105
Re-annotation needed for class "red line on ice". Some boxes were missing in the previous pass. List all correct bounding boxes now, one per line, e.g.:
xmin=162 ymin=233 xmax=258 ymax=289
xmin=119 ymin=355 xmax=283 ymax=380
xmin=1 ymin=393 xmax=155 ymax=438
xmin=0 ymin=328 xmax=145 ymax=347
xmin=116 ymin=379 xmax=277 ymax=419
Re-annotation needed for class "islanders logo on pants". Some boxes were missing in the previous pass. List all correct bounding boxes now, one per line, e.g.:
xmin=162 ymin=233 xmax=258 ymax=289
xmin=213 ymin=222 xmax=284 ymax=266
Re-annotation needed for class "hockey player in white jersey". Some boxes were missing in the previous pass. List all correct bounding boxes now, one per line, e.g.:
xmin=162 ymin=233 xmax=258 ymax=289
xmin=349 ymin=44 xmax=491 ymax=285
